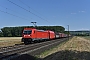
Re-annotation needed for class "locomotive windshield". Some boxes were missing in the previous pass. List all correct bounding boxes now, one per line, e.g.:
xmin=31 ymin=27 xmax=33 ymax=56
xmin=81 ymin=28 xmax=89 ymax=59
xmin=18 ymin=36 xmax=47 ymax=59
xmin=23 ymin=30 xmax=32 ymax=34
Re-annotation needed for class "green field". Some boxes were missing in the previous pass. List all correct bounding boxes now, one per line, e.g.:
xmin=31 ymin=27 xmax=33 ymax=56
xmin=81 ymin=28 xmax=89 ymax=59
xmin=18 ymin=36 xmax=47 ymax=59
xmin=82 ymin=36 xmax=90 ymax=40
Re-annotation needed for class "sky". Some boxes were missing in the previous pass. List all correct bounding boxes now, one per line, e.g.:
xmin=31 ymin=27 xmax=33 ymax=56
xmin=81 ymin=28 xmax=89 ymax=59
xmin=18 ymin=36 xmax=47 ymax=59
xmin=0 ymin=0 xmax=90 ymax=31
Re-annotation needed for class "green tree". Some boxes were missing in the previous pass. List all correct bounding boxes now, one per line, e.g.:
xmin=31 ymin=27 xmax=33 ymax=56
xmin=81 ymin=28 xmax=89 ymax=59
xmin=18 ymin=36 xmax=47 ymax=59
xmin=1 ymin=26 xmax=65 ymax=37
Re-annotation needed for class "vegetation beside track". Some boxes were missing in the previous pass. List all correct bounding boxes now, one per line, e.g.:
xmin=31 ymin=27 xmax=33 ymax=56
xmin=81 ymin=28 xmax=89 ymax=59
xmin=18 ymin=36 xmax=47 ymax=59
xmin=35 ymin=38 xmax=71 ymax=58
xmin=82 ymin=36 xmax=90 ymax=40
xmin=36 ymin=36 xmax=90 ymax=60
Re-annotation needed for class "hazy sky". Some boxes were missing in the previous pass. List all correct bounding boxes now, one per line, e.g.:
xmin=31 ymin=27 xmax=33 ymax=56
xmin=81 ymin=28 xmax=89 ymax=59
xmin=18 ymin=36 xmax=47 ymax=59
xmin=0 ymin=0 xmax=90 ymax=30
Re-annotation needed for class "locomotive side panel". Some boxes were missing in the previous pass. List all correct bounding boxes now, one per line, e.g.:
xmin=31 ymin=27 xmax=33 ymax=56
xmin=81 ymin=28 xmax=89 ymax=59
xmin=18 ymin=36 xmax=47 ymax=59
xmin=48 ymin=31 xmax=55 ymax=39
xmin=35 ymin=30 xmax=49 ymax=41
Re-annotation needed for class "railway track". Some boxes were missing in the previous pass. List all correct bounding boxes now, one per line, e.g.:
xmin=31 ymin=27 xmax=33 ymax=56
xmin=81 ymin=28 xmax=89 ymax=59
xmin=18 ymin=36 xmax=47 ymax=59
xmin=0 ymin=38 xmax=70 ymax=60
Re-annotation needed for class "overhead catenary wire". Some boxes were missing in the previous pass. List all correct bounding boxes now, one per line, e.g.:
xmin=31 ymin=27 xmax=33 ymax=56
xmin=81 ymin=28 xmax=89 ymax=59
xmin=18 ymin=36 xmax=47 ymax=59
xmin=7 ymin=0 xmax=51 ymax=24
xmin=0 ymin=9 xmax=28 ymax=20
xmin=0 ymin=4 xmax=32 ymax=20
xmin=19 ymin=0 xmax=47 ymax=18
xmin=19 ymin=0 xmax=31 ymax=9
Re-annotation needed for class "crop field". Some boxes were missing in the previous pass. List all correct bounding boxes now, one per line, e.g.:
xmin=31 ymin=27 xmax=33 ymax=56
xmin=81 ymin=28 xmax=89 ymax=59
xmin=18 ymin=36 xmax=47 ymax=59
xmin=36 ymin=36 xmax=90 ymax=60
xmin=0 ymin=37 xmax=22 ymax=47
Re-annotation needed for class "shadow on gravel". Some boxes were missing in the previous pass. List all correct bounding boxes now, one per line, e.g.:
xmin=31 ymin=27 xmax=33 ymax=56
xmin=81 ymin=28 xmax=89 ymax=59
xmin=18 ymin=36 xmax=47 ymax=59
xmin=10 ymin=50 xmax=90 ymax=60
xmin=0 ymin=53 xmax=3 ymax=59
xmin=43 ymin=50 xmax=90 ymax=60
xmin=11 ymin=54 xmax=41 ymax=60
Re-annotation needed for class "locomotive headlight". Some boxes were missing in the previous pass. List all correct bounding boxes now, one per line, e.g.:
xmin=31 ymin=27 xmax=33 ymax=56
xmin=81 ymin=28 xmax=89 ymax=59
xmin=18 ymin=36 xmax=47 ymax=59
xmin=28 ymin=35 xmax=30 ymax=36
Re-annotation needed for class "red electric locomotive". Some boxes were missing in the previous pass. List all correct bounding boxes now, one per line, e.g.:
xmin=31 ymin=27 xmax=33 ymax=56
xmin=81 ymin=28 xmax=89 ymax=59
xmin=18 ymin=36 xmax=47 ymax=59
xmin=21 ymin=28 xmax=55 ymax=44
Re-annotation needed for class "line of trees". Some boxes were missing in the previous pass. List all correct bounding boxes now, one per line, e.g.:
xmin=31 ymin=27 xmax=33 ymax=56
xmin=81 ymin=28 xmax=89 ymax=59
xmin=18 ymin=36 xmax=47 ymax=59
xmin=0 ymin=26 xmax=65 ymax=37
xmin=74 ymin=33 xmax=90 ymax=36
xmin=69 ymin=31 xmax=90 ymax=36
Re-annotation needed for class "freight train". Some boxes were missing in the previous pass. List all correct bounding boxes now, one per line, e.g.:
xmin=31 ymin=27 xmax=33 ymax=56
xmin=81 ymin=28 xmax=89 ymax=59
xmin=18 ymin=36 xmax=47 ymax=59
xmin=21 ymin=28 xmax=68 ymax=44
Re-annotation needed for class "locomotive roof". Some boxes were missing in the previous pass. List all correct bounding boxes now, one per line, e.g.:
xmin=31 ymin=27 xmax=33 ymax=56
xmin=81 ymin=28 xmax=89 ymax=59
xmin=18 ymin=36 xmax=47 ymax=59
xmin=24 ymin=28 xmax=36 ymax=30
xmin=24 ymin=28 xmax=54 ymax=32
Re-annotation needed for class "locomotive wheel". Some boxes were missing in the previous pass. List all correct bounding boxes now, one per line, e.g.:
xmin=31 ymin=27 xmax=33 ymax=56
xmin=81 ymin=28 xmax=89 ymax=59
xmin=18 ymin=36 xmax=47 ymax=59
xmin=37 ymin=40 xmax=40 ymax=43
xmin=24 ymin=41 xmax=28 ymax=45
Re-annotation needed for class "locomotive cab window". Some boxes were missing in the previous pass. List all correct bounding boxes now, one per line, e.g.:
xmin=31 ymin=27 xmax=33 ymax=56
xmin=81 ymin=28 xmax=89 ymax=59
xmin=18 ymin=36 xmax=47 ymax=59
xmin=23 ymin=30 xmax=32 ymax=34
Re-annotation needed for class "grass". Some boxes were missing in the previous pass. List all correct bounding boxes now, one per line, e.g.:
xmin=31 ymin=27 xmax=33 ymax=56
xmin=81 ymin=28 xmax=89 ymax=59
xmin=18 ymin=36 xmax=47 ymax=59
xmin=36 ymin=36 xmax=90 ymax=59
xmin=82 ymin=36 xmax=90 ymax=40
xmin=35 ymin=38 xmax=71 ymax=58
xmin=0 ymin=37 xmax=23 ymax=47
